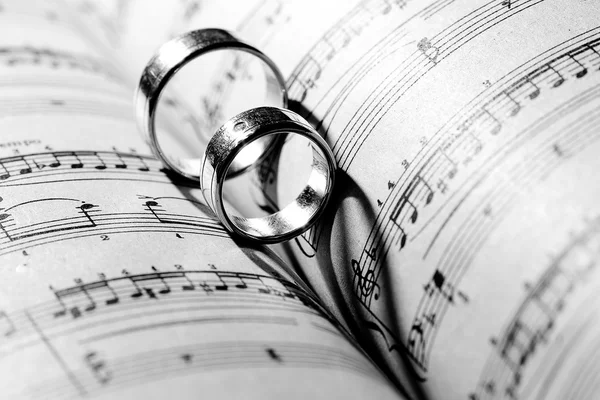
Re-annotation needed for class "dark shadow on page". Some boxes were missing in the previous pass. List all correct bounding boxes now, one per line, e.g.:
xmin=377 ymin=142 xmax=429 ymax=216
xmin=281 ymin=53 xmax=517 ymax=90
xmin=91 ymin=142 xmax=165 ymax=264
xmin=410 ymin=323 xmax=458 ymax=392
xmin=169 ymin=100 xmax=427 ymax=400
xmin=327 ymin=171 xmax=427 ymax=400
xmin=288 ymin=99 xmax=428 ymax=400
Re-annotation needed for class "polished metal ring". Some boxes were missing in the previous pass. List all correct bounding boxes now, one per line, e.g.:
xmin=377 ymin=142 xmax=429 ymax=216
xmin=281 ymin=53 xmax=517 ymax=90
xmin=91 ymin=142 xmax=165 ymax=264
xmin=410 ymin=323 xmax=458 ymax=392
xmin=201 ymin=106 xmax=337 ymax=243
xmin=135 ymin=28 xmax=288 ymax=181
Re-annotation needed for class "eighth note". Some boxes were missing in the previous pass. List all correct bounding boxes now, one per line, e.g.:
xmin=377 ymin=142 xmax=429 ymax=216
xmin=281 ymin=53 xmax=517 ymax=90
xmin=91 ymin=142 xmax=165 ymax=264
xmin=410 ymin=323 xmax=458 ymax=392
xmin=78 ymin=203 xmax=98 ymax=227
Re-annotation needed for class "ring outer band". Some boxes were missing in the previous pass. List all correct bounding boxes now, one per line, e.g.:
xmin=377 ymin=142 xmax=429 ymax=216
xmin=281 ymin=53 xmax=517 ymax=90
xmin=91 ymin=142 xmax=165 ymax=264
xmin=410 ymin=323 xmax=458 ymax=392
xmin=135 ymin=28 xmax=288 ymax=181
xmin=201 ymin=106 xmax=337 ymax=243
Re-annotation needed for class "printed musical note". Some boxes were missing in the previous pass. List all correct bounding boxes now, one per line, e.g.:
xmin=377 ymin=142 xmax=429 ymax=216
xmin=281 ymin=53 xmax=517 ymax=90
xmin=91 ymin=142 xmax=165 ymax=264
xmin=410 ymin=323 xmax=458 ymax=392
xmin=391 ymin=196 xmax=418 ymax=225
xmin=498 ymin=90 xmax=522 ymax=117
xmin=74 ymin=278 xmax=97 ymax=312
xmin=51 ymin=285 xmax=83 ymax=319
xmin=481 ymin=108 xmax=502 ymax=135
xmin=423 ymin=270 xmax=455 ymax=303
xmin=525 ymin=77 xmax=541 ymax=100
xmin=548 ymin=64 xmax=565 ymax=88
xmin=301 ymin=56 xmax=323 ymax=90
xmin=0 ymin=162 xmax=9 ymax=180
xmin=569 ymin=54 xmax=588 ymax=78
xmin=78 ymin=203 xmax=98 ymax=227
xmin=85 ymin=351 xmax=112 ymax=385
xmin=413 ymin=175 xmax=434 ymax=205
xmin=181 ymin=273 xmax=195 ymax=291
xmin=473 ymin=220 xmax=600 ymax=398
xmin=266 ymin=348 xmax=283 ymax=363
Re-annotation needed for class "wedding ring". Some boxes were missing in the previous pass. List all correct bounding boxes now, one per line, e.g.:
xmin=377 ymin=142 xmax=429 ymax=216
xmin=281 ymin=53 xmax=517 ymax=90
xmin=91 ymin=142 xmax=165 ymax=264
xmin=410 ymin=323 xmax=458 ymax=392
xmin=135 ymin=28 xmax=288 ymax=181
xmin=201 ymin=106 xmax=337 ymax=243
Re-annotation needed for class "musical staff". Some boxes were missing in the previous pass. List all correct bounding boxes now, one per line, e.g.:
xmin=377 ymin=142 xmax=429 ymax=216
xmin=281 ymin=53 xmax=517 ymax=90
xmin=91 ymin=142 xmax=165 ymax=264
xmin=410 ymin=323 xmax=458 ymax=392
xmin=0 ymin=96 xmax=132 ymax=121
xmin=23 ymin=341 xmax=386 ymax=399
xmin=0 ymin=195 xmax=228 ymax=255
xmin=470 ymin=218 xmax=600 ymax=399
xmin=0 ymin=2 xmax=410 ymax=399
xmin=0 ymin=151 xmax=191 ymax=187
xmin=0 ymin=267 xmax=320 ymax=348
xmin=0 ymin=266 xmax=387 ymax=398
xmin=349 ymin=29 xmax=600 ymax=373
xmin=405 ymin=82 xmax=600 ymax=373
xmin=0 ymin=46 xmax=119 ymax=81
xmin=287 ymin=0 xmax=412 ymax=102
xmin=25 ymin=269 xmax=315 ymax=330
xmin=287 ymin=0 xmax=553 ymax=172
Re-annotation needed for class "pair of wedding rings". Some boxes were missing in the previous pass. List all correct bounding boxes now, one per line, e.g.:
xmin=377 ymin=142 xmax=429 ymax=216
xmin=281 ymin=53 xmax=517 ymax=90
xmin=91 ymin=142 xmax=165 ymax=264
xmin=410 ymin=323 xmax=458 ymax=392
xmin=135 ymin=29 xmax=336 ymax=243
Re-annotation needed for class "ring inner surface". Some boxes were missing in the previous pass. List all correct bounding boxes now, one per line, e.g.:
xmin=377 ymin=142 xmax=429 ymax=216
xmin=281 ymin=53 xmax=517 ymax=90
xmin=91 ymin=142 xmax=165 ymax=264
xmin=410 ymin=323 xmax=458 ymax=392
xmin=227 ymin=140 xmax=332 ymax=241
xmin=154 ymin=48 xmax=285 ymax=179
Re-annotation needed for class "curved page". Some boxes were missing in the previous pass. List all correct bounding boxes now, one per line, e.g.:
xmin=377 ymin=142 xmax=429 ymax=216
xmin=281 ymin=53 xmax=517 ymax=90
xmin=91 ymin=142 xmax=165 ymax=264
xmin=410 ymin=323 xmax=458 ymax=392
xmin=0 ymin=1 xmax=404 ymax=399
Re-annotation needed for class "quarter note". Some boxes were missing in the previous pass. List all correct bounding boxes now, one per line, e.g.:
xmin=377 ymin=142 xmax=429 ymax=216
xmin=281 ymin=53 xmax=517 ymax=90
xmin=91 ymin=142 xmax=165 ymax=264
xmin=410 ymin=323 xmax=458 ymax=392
xmin=48 ymin=153 xmax=61 ymax=168
xmin=128 ymin=275 xmax=144 ymax=298
xmin=391 ymin=196 xmax=418 ymax=224
xmin=181 ymin=273 xmax=195 ymax=291
xmin=501 ymin=90 xmax=521 ymax=117
xmin=525 ymin=77 xmax=540 ymax=100
xmin=94 ymin=153 xmax=107 ymax=170
xmin=412 ymin=175 xmax=434 ymax=205
xmin=214 ymin=274 xmax=228 ymax=291
xmin=137 ymin=155 xmax=150 ymax=172
xmin=547 ymin=64 xmax=565 ymax=88
xmin=18 ymin=157 xmax=32 ymax=175
xmin=74 ymin=279 xmax=97 ymax=312
xmin=114 ymin=153 xmax=127 ymax=169
xmin=102 ymin=280 xmax=120 ymax=305
xmin=71 ymin=152 xmax=84 ymax=168
xmin=569 ymin=54 xmax=588 ymax=78
xmin=0 ymin=162 xmax=9 ymax=180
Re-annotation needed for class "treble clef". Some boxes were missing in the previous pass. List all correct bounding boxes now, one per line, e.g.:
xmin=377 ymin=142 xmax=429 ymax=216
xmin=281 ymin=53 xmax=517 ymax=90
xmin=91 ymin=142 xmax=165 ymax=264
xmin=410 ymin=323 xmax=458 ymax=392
xmin=351 ymin=259 xmax=380 ymax=301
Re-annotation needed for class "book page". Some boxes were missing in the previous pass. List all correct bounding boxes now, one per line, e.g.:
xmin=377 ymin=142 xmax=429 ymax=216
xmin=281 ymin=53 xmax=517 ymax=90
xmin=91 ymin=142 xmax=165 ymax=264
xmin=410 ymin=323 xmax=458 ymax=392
xmin=0 ymin=1 xmax=406 ymax=399
xmin=264 ymin=1 xmax=600 ymax=400
xmin=106 ymin=1 xmax=600 ymax=399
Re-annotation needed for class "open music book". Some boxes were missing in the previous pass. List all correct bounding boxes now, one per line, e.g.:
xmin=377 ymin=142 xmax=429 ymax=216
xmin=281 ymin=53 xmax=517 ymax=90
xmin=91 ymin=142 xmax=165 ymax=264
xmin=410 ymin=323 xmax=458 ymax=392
xmin=2 ymin=0 xmax=599 ymax=398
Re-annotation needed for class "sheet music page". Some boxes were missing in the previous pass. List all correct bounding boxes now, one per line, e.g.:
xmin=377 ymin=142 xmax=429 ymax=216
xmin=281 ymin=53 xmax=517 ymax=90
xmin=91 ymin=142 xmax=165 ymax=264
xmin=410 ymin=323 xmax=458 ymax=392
xmin=0 ymin=1 xmax=406 ymax=399
xmin=103 ymin=0 xmax=600 ymax=399
xmin=273 ymin=1 xmax=600 ymax=399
